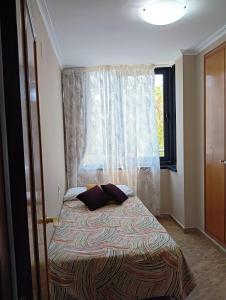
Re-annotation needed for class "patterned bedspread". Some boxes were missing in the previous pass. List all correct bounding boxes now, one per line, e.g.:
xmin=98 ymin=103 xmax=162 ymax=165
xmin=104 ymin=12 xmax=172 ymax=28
xmin=48 ymin=197 xmax=195 ymax=300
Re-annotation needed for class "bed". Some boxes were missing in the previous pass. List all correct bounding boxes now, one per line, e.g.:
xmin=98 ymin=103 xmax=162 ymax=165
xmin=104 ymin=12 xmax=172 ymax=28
xmin=48 ymin=195 xmax=196 ymax=300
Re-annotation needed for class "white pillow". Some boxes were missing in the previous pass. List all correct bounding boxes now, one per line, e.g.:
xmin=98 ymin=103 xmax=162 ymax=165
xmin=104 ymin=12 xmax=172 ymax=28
xmin=63 ymin=187 xmax=87 ymax=202
xmin=116 ymin=185 xmax=135 ymax=197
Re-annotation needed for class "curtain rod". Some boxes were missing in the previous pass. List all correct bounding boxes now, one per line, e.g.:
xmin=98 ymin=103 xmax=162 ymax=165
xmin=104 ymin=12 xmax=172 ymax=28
xmin=63 ymin=62 xmax=174 ymax=72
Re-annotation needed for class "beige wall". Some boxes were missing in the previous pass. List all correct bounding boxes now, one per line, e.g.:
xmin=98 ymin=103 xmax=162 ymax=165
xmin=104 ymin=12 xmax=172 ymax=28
xmin=183 ymin=55 xmax=197 ymax=228
xmin=30 ymin=0 xmax=66 ymax=244
xmin=169 ymin=56 xmax=185 ymax=226
xmin=168 ymin=55 xmax=198 ymax=229
xmin=160 ymin=170 xmax=170 ymax=214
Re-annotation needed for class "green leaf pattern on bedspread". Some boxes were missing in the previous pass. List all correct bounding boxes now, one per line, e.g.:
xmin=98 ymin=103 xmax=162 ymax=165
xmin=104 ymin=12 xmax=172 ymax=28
xmin=48 ymin=197 xmax=196 ymax=300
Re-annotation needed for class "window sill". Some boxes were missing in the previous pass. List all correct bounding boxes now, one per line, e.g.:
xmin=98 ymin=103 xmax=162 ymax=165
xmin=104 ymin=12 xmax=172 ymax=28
xmin=160 ymin=164 xmax=177 ymax=172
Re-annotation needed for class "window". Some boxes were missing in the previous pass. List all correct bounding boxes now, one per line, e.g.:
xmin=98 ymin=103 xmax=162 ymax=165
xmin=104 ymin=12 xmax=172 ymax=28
xmin=79 ymin=68 xmax=160 ymax=171
xmin=80 ymin=67 xmax=176 ymax=171
xmin=155 ymin=66 xmax=176 ymax=168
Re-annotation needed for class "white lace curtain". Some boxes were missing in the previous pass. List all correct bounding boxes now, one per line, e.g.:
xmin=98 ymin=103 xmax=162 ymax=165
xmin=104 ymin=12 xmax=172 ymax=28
xmin=63 ymin=65 xmax=160 ymax=215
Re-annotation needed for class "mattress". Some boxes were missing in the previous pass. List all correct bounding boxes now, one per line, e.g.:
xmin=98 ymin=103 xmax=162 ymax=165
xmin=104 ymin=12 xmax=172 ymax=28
xmin=48 ymin=196 xmax=195 ymax=300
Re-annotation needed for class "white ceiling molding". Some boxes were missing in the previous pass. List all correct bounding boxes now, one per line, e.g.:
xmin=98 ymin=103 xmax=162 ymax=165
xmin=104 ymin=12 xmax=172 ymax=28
xmin=180 ymin=49 xmax=197 ymax=55
xmin=194 ymin=24 xmax=226 ymax=53
xmin=35 ymin=0 xmax=63 ymax=68
xmin=182 ymin=24 xmax=226 ymax=55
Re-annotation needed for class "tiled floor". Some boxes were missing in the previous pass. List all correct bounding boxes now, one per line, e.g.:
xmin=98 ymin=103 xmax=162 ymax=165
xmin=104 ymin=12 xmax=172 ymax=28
xmin=159 ymin=217 xmax=226 ymax=300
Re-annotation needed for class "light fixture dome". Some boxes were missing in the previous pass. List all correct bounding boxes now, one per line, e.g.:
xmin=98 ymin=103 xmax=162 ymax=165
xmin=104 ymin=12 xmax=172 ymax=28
xmin=140 ymin=0 xmax=187 ymax=25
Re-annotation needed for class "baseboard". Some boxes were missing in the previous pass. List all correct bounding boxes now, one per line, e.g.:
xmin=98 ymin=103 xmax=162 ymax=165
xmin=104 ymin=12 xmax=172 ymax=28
xmin=158 ymin=213 xmax=171 ymax=218
xmin=198 ymin=229 xmax=226 ymax=254
xmin=183 ymin=227 xmax=198 ymax=233
xmin=160 ymin=214 xmax=226 ymax=253
xmin=168 ymin=214 xmax=197 ymax=233
xmin=169 ymin=214 xmax=185 ymax=229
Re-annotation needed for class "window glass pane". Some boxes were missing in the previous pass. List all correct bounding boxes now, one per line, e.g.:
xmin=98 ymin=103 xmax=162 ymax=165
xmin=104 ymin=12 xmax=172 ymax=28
xmin=155 ymin=74 xmax=164 ymax=157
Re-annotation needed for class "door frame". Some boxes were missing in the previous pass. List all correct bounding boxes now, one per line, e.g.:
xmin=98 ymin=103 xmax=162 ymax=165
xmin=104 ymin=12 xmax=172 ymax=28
xmin=20 ymin=0 xmax=50 ymax=297
xmin=0 ymin=0 xmax=34 ymax=298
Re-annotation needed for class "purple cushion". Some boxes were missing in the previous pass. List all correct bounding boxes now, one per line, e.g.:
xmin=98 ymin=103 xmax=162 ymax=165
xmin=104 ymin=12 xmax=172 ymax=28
xmin=101 ymin=183 xmax=128 ymax=204
xmin=77 ymin=185 xmax=112 ymax=211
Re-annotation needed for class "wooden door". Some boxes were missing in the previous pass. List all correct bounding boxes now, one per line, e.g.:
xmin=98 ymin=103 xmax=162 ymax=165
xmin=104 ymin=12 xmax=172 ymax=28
xmin=19 ymin=0 xmax=49 ymax=298
xmin=205 ymin=44 xmax=226 ymax=244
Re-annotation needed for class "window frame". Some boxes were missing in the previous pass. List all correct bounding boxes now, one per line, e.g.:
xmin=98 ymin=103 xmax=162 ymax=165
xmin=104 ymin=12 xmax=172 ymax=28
xmin=155 ymin=66 xmax=176 ymax=170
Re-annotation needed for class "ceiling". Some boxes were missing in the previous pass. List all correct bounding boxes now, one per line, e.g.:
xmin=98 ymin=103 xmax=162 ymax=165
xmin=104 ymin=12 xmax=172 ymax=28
xmin=43 ymin=0 xmax=226 ymax=67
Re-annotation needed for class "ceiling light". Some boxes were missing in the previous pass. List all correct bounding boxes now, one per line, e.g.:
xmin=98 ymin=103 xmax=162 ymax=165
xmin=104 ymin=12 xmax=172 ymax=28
xmin=140 ymin=0 xmax=187 ymax=25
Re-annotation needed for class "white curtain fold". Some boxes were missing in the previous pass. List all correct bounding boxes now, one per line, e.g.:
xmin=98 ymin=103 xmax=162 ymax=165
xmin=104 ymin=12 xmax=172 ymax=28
xmin=63 ymin=65 xmax=160 ymax=215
